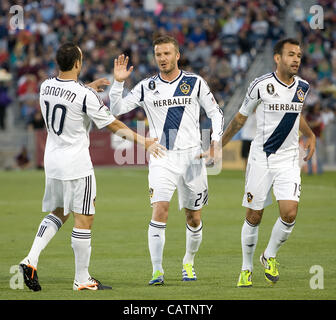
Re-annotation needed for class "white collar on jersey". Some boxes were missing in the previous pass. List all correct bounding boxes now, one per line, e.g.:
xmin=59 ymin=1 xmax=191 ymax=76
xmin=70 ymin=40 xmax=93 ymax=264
xmin=158 ymin=70 xmax=183 ymax=84
xmin=273 ymin=72 xmax=296 ymax=89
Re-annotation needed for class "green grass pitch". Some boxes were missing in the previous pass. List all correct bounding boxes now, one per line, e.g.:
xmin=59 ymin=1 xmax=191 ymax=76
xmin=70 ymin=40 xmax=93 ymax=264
xmin=0 ymin=167 xmax=335 ymax=300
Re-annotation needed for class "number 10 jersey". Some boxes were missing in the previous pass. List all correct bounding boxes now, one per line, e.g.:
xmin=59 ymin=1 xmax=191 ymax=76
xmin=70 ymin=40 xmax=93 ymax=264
xmin=40 ymin=77 xmax=116 ymax=180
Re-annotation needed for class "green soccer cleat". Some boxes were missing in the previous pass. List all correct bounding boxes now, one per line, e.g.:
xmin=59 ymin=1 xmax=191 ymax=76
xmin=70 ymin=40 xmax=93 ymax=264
xmin=237 ymin=270 xmax=252 ymax=288
xmin=182 ymin=263 xmax=197 ymax=281
xmin=148 ymin=270 xmax=164 ymax=286
xmin=260 ymin=253 xmax=279 ymax=284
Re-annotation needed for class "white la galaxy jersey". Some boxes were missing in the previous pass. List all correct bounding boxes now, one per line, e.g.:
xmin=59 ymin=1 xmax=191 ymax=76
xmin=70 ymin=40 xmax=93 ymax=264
xmin=109 ymin=70 xmax=224 ymax=150
xmin=239 ymin=72 xmax=310 ymax=168
xmin=40 ymin=77 xmax=116 ymax=180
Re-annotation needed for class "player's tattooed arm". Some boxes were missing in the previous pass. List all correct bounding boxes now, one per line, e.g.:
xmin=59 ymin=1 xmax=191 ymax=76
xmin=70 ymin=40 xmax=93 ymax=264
xmin=221 ymin=112 xmax=248 ymax=148
xmin=299 ymin=114 xmax=316 ymax=161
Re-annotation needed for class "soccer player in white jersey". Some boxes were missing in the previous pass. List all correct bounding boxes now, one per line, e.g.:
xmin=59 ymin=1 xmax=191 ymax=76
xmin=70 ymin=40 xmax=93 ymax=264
xmin=219 ymin=38 xmax=316 ymax=287
xmin=19 ymin=43 xmax=164 ymax=291
xmin=109 ymin=35 xmax=224 ymax=285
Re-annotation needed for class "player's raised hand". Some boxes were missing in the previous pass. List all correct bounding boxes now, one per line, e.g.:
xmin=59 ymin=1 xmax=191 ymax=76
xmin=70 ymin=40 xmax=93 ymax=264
xmin=87 ymin=77 xmax=111 ymax=92
xmin=114 ymin=54 xmax=134 ymax=82
xmin=145 ymin=138 xmax=167 ymax=158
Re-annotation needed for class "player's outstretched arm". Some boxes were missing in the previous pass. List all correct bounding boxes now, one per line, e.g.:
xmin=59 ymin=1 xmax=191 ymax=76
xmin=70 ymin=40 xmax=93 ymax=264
xmin=107 ymin=119 xmax=166 ymax=158
xmin=221 ymin=112 xmax=248 ymax=148
xmin=299 ymin=114 xmax=316 ymax=161
xmin=87 ymin=78 xmax=111 ymax=92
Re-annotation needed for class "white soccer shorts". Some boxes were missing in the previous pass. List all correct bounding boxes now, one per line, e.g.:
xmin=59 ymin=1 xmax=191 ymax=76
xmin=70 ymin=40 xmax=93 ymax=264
xmin=148 ymin=147 xmax=208 ymax=211
xmin=242 ymin=161 xmax=301 ymax=210
xmin=42 ymin=174 xmax=97 ymax=215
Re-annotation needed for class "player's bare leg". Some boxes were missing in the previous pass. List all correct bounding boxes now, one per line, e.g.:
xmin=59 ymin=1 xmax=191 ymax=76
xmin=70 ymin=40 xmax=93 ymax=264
xmin=261 ymin=200 xmax=298 ymax=284
xmin=182 ymin=208 xmax=202 ymax=281
xmin=237 ymin=208 xmax=263 ymax=287
xmin=19 ymin=207 xmax=67 ymax=291
xmin=148 ymin=201 xmax=169 ymax=285
xmin=72 ymin=213 xmax=111 ymax=290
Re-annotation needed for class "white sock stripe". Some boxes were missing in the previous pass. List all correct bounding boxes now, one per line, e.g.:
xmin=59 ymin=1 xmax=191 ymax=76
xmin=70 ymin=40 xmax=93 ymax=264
xmin=149 ymin=222 xmax=166 ymax=229
xmin=71 ymin=230 xmax=91 ymax=239
xmin=245 ymin=218 xmax=259 ymax=227
xmin=186 ymin=222 xmax=203 ymax=233
xmin=46 ymin=214 xmax=62 ymax=230
xmin=279 ymin=217 xmax=295 ymax=228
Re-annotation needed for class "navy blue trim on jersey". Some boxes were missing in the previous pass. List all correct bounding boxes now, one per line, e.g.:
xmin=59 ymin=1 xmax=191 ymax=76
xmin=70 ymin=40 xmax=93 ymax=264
xmin=82 ymin=95 xmax=87 ymax=113
xmin=159 ymin=106 xmax=185 ymax=150
xmin=197 ymin=80 xmax=201 ymax=98
xmin=248 ymin=73 xmax=273 ymax=97
xmin=173 ymin=76 xmax=197 ymax=97
xmin=140 ymin=84 xmax=144 ymax=102
xmin=272 ymin=72 xmax=296 ymax=88
xmin=291 ymin=80 xmax=309 ymax=102
xmin=263 ymin=112 xmax=299 ymax=158
xmin=55 ymin=77 xmax=76 ymax=82
xmin=158 ymin=70 xmax=183 ymax=84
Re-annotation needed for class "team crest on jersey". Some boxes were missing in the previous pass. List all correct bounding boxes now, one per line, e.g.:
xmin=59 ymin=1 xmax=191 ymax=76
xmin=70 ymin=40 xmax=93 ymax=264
xmin=180 ymin=82 xmax=191 ymax=95
xmin=296 ymin=88 xmax=305 ymax=102
xmin=247 ymin=192 xmax=253 ymax=203
xmin=267 ymin=83 xmax=274 ymax=95
xmin=149 ymin=80 xmax=156 ymax=90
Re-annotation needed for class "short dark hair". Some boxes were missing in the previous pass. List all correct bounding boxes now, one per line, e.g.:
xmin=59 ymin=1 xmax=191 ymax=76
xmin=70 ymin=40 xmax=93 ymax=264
xmin=273 ymin=38 xmax=300 ymax=56
xmin=153 ymin=35 xmax=179 ymax=52
xmin=56 ymin=43 xmax=81 ymax=71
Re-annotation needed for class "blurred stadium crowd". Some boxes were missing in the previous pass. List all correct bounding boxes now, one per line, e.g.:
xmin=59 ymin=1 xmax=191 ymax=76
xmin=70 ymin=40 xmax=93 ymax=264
xmin=0 ymin=0 xmax=335 ymax=157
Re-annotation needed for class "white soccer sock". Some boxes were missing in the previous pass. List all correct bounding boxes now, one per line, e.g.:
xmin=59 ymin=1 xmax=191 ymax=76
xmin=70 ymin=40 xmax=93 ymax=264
xmin=71 ymin=228 xmax=92 ymax=283
xmin=264 ymin=217 xmax=295 ymax=259
xmin=148 ymin=220 xmax=166 ymax=274
xmin=27 ymin=213 xmax=63 ymax=268
xmin=241 ymin=219 xmax=259 ymax=272
xmin=183 ymin=221 xmax=203 ymax=266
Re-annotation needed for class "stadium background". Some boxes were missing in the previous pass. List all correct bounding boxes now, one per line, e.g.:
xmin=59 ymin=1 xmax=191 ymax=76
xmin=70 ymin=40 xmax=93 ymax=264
xmin=0 ymin=0 xmax=335 ymax=301
xmin=0 ymin=0 xmax=335 ymax=171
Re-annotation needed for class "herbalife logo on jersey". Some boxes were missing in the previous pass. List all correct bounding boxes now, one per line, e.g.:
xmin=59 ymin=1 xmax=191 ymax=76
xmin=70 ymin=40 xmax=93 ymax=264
xmin=267 ymin=103 xmax=302 ymax=112
xmin=153 ymin=97 xmax=192 ymax=108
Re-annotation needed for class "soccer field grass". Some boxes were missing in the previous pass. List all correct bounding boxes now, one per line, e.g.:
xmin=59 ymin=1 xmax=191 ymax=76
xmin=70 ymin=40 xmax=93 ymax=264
xmin=0 ymin=167 xmax=335 ymax=300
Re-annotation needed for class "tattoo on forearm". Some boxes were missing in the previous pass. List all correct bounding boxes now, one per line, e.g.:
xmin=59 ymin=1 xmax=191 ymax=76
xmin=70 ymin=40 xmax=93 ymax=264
xmin=222 ymin=118 xmax=244 ymax=146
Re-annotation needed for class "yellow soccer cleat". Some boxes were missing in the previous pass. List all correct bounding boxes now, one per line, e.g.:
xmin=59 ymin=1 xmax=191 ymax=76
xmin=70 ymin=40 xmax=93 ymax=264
xmin=237 ymin=270 xmax=252 ymax=288
xmin=182 ymin=263 xmax=197 ymax=281
xmin=260 ymin=253 xmax=279 ymax=284
xmin=148 ymin=270 xmax=164 ymax=285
